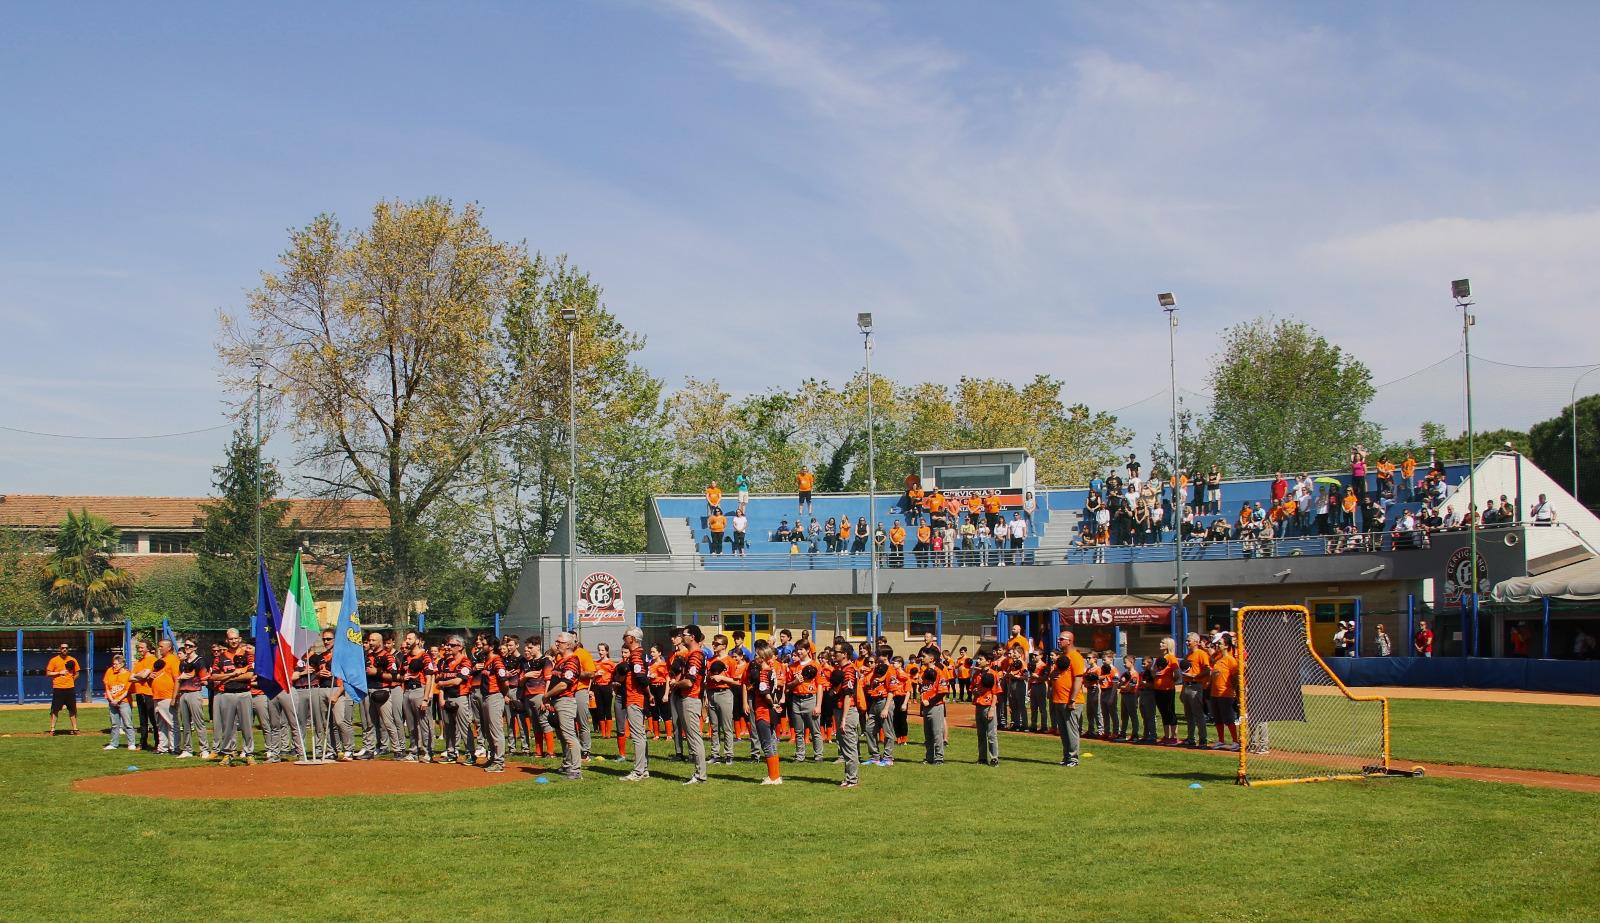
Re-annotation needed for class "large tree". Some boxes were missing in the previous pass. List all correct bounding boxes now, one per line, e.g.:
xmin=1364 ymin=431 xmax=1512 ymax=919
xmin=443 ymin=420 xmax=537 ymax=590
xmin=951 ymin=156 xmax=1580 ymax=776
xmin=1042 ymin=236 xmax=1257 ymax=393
xmin=190 ymin=423 xmax=298 ymax=624
xmin=221 ymin=198 xmax=533 ymax=616
xmin=1529 ymin=394 xmax=1600 ymax=510
xmin=40 ymin=510 xmax=134 ymax=623
xmin=0 ymin=527 xmax=49 ymax=625
xmin=441 ymin=254 xmax=670 ymax=606
xmin=1196 ymin=317 xmax=1381 ymax=475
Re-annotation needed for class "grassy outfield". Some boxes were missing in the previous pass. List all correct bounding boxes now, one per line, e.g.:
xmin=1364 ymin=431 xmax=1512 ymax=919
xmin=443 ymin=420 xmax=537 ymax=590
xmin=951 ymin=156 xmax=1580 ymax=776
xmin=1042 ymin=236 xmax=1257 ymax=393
xmin=1387 ymin=698 xmax=1600 ymax=776
xmin=2 ymin=707 xmax=1598 ymax=922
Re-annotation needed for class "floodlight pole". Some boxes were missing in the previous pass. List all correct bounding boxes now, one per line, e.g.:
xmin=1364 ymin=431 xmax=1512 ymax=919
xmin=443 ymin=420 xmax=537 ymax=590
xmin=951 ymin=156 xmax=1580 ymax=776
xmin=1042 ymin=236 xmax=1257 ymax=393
xmin=566 ymin=308 xmax=580 ymax=645
xmin=1573 ymin=366 xmax=1600 ymax=506
xmin=860 ymin=315 xmax=879 ymax=626
xmin=1160 ymin=294 xmax=1183 ymax=623
xmin=1454 ymin=281 xmax=1480 ymax=626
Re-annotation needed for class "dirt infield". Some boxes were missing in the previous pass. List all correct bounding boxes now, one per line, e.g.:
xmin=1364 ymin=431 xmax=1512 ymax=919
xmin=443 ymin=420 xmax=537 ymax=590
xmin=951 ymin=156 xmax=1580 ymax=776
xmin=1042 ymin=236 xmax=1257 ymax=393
xmin=74 ymin=759 xmax=540 ymax=800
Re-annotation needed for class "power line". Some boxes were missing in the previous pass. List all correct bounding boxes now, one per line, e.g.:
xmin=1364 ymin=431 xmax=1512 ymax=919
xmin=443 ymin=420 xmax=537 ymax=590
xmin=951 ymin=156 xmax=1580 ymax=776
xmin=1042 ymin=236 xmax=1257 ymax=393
xmin=0 ymin=421 xmax=234 ymax=441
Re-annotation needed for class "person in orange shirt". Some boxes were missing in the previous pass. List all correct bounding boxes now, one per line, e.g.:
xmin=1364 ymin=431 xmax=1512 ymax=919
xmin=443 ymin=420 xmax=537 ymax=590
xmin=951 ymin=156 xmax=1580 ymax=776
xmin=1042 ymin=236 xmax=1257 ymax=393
xmin=1401 ymin=453 xmax=1418 ymax=501
xmin=889 ymin=656 xmax=910 ymax=745
xmin=619 ymin=627 xmax=653 ymax=781
xmin=129 ymin=639 xmax=157 ymax=751
xmin=45 ymin=642 xmax=81 ymax=735
xmin=474 ymin=637 xmax=510 ymax=772
xmin=971 ymin=652 xmax=1001 ymax=766
xmin=670 ymin=625 xmax=709 ymax=785
xmin=954 ymin=647 xmax=971 ymax=701
xmin=888 ymin=521 xmax=906 ymax=568
xmin=571 ymin=640 xmax=597 ymax=760
xmin=1151 ymin=637 xmax=1180 ymax=744
xmin=1048 ymin=631 xmax=1087 ymax=766
xmin=796 ymin=466 xmax=815 ymax=516
xmin=914 ymin=523 xmax=932 ymax=567
xmin=750 ymin=639 xmax=786 ymax=785
xmin=647 ymin=647 xmax=670 ymax=740
xmin=150 ymin=640 xmax=179 ymax=754
xmin=705 ymin=634 xmax=739 ymax=765
xmin=838 ymin=517 xmax=852 ymax=556
xmin=786 ymin=645 xmax=822 ymax=761
xmin=862 ymin=648 xmax=895 ymax=765
xmin=828 ymin=644 xmax=863 ymax=787
xmin=1207 ymin=636 xmax=1240 ymax=749
xmin=1180 ymin=633 xmax=1211 ymax=748
xmin=705 ymin=481 xmax=722 ymax=514
xmin=982 ymin=492 xmax=1002 ymax=531
xmin=437 ymin=636 xmax=473 ymax=763
xmin=707 ymin=509 xmax=727 ymax=555
xmin=589 ymin=642 xmax=617 ymax=743
xmin=1083 ymin=650 xmax=1103 ymax=738
xmin=916 ymin=648 xmax=948 ymax=764
xmin=927 ymin=490 xmax=946 ymax=525
xmin=904 ymin=478 xmax=924 ymax=526
xmin=965 ymin=494 xmax=982 ymax=519
xmin=102 ymin=654 xmax=134 ymax=749
xmin=544 ymin=632 xmax=585 ymax=781
xmin=1116 ymin=654 xmax=1141 ymax=740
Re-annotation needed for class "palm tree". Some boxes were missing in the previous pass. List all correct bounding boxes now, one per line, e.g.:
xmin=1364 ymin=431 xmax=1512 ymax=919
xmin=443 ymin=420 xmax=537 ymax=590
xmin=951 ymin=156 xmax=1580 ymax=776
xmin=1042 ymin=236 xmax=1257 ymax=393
xmin=41 ymin=509 xmax=135 ymax=622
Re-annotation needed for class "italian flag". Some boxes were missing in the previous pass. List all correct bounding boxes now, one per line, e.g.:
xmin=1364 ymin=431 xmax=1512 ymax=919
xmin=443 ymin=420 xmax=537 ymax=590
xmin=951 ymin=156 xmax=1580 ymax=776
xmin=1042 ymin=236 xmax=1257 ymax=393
xmin=277 ymin=551 xmax=320 ymax=688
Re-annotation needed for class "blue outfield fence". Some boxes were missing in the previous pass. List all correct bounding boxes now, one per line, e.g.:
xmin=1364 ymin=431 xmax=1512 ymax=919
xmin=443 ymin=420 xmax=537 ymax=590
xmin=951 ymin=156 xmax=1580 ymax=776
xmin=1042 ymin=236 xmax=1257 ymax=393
xmin=1 ymin=625 xmax=132 ymax=704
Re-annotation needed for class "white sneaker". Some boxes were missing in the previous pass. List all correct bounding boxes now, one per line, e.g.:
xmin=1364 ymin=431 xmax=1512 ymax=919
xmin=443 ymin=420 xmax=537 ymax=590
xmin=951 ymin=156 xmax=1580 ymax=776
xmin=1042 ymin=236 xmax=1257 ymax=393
xmin=760 ymin=777 xmax=784 ymax=785
xmin=127 ymin=744 xmax=138 ymax=751
xmin=176 ymin=751 xmax=194 ymax=759
xmin=200 ymin=750 xmax=214 ymax=760
xmin=620 ymin=771 xmax=649 ymax=782
xmin=103 ymin=743 xmax=117 ymax=751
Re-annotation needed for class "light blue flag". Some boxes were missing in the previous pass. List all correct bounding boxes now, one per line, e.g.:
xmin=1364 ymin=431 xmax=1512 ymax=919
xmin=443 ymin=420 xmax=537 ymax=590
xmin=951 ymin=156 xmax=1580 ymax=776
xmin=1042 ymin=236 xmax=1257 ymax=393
xmin=332 ymin=556 xmax=368 ymax=702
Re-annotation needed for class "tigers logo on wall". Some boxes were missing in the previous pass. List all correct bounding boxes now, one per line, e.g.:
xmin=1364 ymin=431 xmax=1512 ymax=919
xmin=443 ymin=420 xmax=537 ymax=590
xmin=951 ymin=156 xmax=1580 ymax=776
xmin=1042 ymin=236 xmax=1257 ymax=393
xmin=578 ymin=571 xmax=626 ymax=624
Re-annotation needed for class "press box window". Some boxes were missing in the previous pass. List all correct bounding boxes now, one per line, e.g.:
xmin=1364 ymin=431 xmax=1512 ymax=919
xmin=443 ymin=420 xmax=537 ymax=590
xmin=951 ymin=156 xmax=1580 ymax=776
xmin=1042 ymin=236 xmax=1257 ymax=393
xmin=933 ymin=464 xmax=1010 ymax=490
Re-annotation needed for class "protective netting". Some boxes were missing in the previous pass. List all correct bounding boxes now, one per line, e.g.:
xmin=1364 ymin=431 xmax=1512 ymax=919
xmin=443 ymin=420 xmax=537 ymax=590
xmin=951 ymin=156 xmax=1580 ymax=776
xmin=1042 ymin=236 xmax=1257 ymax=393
xmin=1238 ymin=606 xmax=1390 ymax=786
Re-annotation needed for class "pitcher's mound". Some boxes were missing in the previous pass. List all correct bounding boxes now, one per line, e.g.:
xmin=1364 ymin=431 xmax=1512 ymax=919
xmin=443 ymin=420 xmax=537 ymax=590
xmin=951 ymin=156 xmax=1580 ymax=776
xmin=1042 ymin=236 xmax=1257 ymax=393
xmin=74 ymin=759 xmax=543 ymax=800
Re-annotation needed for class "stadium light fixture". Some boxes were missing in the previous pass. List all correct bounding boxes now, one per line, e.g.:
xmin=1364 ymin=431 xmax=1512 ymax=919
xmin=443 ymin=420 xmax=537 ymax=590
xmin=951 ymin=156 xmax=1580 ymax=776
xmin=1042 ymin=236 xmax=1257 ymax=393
xmin=565 ymin=304 xmax=580 ymax=641
xmin=1451 ymin=279 xmax=1480 ymax=637
xmin=1160 ymin=292 xmax=1182 ymax=635
xmin=859 ymin=313 xmax=879 ymax=625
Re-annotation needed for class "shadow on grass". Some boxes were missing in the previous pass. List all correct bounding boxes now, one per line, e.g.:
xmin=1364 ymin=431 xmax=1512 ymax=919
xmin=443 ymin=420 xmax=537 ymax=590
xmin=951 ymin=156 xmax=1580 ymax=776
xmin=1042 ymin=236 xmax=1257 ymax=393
xmin=1142 ymin=769 xmax=1239 ymax=783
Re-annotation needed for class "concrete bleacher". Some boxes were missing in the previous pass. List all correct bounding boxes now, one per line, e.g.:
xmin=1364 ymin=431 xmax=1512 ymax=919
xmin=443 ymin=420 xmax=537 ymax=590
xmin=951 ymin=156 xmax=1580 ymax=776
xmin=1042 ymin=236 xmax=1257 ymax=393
xmin=650 ymin=462 xmax=1475 ymax=566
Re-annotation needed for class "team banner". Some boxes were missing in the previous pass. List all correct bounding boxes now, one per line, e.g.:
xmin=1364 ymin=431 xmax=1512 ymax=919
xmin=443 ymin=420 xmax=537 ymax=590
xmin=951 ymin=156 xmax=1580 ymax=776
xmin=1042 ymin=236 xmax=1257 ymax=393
xmin=577 ymin=571 xmax=626 ymax=624
xmin=1056 ymin=605 xmax=1169 ymax=626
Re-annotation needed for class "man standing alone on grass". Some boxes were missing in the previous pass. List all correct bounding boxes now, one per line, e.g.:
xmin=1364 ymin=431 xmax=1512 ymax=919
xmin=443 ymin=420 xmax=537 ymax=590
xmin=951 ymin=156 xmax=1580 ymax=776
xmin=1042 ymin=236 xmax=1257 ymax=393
xmin=46 ymin=643 xmax=80 ymax=736
xmin=1050 ymin=632 xmax=1086 ymax=767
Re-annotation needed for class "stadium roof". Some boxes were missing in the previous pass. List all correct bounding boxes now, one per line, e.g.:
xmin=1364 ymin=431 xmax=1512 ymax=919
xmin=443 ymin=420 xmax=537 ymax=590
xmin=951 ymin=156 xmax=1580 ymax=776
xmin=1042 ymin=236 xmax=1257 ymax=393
xmin=0 ymin=494 xmax=389 ymax=530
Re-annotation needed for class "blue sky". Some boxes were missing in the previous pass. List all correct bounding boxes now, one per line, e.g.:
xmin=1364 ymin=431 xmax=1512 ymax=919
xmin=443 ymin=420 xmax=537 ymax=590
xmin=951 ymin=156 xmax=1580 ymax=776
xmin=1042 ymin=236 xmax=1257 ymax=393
xmin=3 ymin=1 xmax=1598 ymax=494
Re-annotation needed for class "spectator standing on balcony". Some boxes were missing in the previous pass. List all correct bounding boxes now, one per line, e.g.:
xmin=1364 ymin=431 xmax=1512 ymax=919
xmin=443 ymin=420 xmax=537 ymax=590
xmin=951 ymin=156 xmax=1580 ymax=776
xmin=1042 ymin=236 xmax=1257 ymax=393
xmin=889 ymin=520 xmax=906 ymax=567
xmin=914 ymin=521 xmax=932 ymax=567
xmin=1341 ymin=486 xmax=1359 ymax=531
xmin=730 ymin=507 xmax=747 ymax=556
xmin=1414 ymin=620 xmax=1434 ymax=657
xmin=707 ymin=508 xmax=726 ymax=554
xmin=736 ymin=472 xmax=750 ymax=510
xmin=1350 ymin=445 xmax=1369 ymax=506
xmin=838 ymin=517 xmax=852 ymax=555
xmin=797 ymin=466 xmax=815 ymax=516
xmin=1294 ymin=475 xmax=1313 ymax=536
xmin=705 ymin=481 xmax=722 ymax=515
xmin=1531 ymin=494 xmax=1557 ymax=524
xmin=1400 ymin=453 xmax=1417 ymax=501
xmin=1271 ymin=472 xmax=1288 ymax=507
xmin=977 ymin=519 xmax=993 ymax=565
xmin=1375 ymin=624 xmax=1393 ymax=657
xmin=983 ymin=492 xmax=1003 ymax=532
xmin=1314 ymin=487 xmax=1330 ymax=535
xmin=942 ymin=521 xmax=958 ymax=567
xmin=965 ymin=493 xmax=982 ymax=523
xmin=854 ymin=516 xmax=870 ymax=554
xmin=1204 ymin=464 xmax=1222 ymax=514
xmin=823 ymin=517 xmax=838 ymax=553
xmin=1376 ymin=455 xmax=1395 ymax=502
xmin=992 ymin=517 xmax=1009 ymax=566
xmin=905 ymin=478 xmax=924 ymax=526
xmin=1008 ymin=511 xmax=1028 ymax=564
xmin=959 ymin=516 xmax=976 ymax=564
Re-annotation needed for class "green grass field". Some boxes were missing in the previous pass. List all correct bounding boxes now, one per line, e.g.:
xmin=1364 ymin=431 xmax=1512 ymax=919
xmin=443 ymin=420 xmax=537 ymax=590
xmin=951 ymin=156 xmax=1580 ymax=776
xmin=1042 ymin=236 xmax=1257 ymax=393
xmin=1388 ymin=698 xmax=1600 ymax=776
xmin=3 ymin=702 xmax=1597 ymax=922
